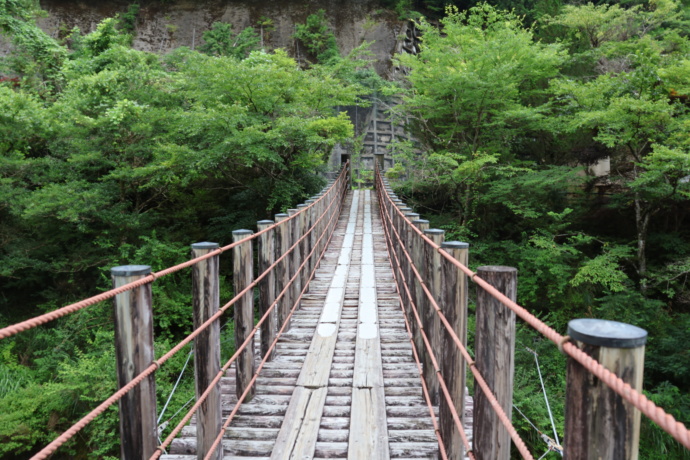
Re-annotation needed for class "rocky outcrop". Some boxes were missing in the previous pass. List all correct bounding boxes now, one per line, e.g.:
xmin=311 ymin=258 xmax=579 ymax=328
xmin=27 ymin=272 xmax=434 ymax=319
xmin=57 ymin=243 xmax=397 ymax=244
xmin=35 ymin=0 xmax=402 ymax=74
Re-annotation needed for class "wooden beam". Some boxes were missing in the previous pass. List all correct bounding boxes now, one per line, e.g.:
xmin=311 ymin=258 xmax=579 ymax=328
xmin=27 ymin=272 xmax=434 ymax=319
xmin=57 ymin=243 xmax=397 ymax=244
xmin=112 ymin=265 xmax=157 ymax=460
xmin=473 ymin=266 xmax=517 ymax=460
xmin=349 ymin=190 xmax=389 ymax=460
xmin=439 ymin=241 xmax=469 ymax=460
xmin=233 ymin=229 xmax=255 ymax=401
xmin=564 ymin=319 xmax=647 ymax=460
xmin=287 ymin=209 xmax=302 ymax=311
xmin=270 ymin=191 xmax=359 ymax=460
xmin=191 ymin=242 xmax=222 ymax=460
xmin=422 ymin=229 xmax=444 ymax=406
xmin=411 ymin=219 xmax=429 ymax=365
xmin=274 ymin=214 xmax=291 ymax=334
xmin=256 ymin=223 xmax=277 ymax=361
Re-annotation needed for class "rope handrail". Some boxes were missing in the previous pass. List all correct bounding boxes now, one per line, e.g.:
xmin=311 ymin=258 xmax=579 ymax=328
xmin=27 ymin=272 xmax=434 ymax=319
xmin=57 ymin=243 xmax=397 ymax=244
xmin=378 ymin=191 xmax=472 ymax=460
xmin=375 ymin=167 xmax=690 ymax=451
xmin=376 ymin=179 xmax=532 ymax=459
xmin=28 ymin=164 xmax=350 ymax=460
xmin=0 ymin=163 xmax=349 ymax=341
xmin=199 ymin=190 xmax=345 ymax=460
xmin=151 ymin=177 xmax=346 ymax=458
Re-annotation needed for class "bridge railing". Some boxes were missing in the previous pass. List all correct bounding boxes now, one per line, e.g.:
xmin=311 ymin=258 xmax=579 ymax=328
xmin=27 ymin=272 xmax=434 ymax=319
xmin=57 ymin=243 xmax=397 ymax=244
xmin=374 ymin=165 xmax=690 ymax=460
xmin=0 ymin=161 xmax=350 ymax=460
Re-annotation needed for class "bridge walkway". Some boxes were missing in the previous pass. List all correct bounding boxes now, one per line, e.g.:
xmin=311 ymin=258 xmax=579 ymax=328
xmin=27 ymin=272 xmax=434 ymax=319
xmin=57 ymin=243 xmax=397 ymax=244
xmin=163 ymin=189 xmax=472 ymax=459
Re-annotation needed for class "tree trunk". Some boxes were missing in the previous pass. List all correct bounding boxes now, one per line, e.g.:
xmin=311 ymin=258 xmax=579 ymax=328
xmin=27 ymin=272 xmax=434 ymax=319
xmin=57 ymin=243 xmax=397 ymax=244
xmin=634 ymin=192 xmax=650 ymax=294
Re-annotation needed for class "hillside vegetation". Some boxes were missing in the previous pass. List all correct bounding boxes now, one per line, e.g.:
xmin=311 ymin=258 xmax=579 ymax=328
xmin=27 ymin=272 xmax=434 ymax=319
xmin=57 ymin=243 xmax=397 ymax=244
xmin=1 ymin=0 xmax=689 ymax=458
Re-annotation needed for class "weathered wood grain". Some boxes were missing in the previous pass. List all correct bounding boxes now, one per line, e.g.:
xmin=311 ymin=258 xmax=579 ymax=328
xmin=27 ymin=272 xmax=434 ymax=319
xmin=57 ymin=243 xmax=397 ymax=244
xmin=439 ymin=241 xmax=469 ymax=460
xmin=233 ymin=229 xmax=255 ymax=402
xmin=191 ymin=242 xmax=222 ymax=460
xmin=473 ymin=266 xmax=517 ymax=460
xmin=564 ymin=319 xmax=647 ymax=460
xmin=112 ymin=265 xmax=157 ymax=460
xmin=422 ymin=228 xmax=444 ymax=406
xmin=349 ymin=190 xmax=389 ymax=460
xmin=257 ymin=221 xmax=277 ymax=361
xmin=274 ymin=213 xmax=291 ymax=334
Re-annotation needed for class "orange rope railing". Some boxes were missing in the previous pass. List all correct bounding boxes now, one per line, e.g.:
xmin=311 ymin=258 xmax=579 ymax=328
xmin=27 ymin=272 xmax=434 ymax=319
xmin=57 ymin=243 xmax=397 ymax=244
xmin=151 ymin=177 xmax=346 ymax=459
xmin=0 ymin=165 xmax=348 ymax=341
xmin=378 ymin=191 xmax=471 ymax=460
xmin=376 ymin=173 xmax=531 ymax=459
xmin=375 ymin=166 xmax=690 ymax=454
xmin=25 ymin=164 xmax=350 ymax=460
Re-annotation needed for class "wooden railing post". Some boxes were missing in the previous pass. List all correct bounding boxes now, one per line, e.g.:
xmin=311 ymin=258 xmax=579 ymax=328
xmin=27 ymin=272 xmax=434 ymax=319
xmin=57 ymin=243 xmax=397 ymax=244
xmin=423 ymin=229 xmax=445 ymax=405
xmin=395 ymin=206 xmax=411 ymax=309
xmin=439 ymin=241 xmax=469 ymax=460
xmin=564 ymin=319 xmax=647 ymax=460
xmin=274 ymin=213 xmax=291 ymax=333
xmin=287 ymin=209 xmax=302 ymax=310
xmin=256 ymin=222 xmax=276 ymax=360
xmin=411 ymin=219 xmax=429 ymax=364
xmin=473 ymin=266 xmax=517 ymax=460
xmin=190 ymin=243 xmax=222 ymax=460
xmin=310 ymin=195 xmax=321 ymax=269
xmin=404 ymin=212 xmax=420 ymax=327
xmin=111 ymin=265 xmax=157 ymax=460
xmin=305 ymin=199 xmax=316 ymax=278
xmin=232 ymin=229 xmax=255 ymax=401
xmin=297 ymin=204 xmax=310 ymax=294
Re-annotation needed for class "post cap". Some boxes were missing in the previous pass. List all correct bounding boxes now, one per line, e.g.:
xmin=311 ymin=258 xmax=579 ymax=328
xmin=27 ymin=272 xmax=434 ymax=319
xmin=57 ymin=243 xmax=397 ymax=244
xmin=232 ymin=229 xmax=253 ymax=236
xmin=111 ymin=265 xmax=151 ymax=277
xmin=305 ymin=200 xmax=315 ymax=204
xmin=191 ymin=242 xmax=219 ymax=250
xmin=275 ymin=213 xmax=289 ymax=219
xmin=257 ymin=220 xmax=274 ymax=226
xmin=442 ymin=241 xmax=469 ymax=249
xmin=425 ymin=229 xmax=445 ymax=235
xmin=297 ymin=204 xmax=308 ymax=208
xmin=568 ymin=319 xmax=648 ymax=348
xmin=405 ymin=213 xmax=420 ymax=219
xmin=400 ymin=207 xmax=412 ymax=213
xmin=412 ymin=219 xmax=430 ymax=225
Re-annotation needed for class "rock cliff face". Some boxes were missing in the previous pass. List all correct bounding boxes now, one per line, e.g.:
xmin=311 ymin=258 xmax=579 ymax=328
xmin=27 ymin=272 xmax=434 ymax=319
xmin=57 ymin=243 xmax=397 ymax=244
xmin=36 ymin=0 xmax=402 ymax=74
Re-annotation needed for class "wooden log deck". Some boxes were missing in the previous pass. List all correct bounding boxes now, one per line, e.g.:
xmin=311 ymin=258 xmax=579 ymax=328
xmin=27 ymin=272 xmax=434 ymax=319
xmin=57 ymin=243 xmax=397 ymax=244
xmin=163 ymin=190 xmax=473 ymax=460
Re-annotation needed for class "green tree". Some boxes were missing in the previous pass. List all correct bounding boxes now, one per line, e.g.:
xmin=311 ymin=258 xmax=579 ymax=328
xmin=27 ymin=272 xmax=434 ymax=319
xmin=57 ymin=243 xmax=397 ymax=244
xmin=199 ymin=22 xmax=260 ymax=59
xmin=294 ymin=10 xmax=340 ymax=64
xmin=549 ymin=1 xmax=690 ymax=291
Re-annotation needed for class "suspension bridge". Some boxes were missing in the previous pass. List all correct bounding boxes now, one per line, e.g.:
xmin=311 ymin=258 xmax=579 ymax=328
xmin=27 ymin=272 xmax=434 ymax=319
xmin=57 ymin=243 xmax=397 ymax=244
xmin=1 ymin=162 xmax=689 ymax=460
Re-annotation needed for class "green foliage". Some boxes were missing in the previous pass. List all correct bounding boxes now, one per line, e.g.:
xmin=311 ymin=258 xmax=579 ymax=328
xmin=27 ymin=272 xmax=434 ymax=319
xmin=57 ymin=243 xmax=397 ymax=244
xmin=199 ymin=22 xmax=260 ymax=59
xmin=396 ymin=4 xmax=565 ymax=157
xmin=0 ymin=7 xmax=372 ymax=455
xmin=393 ymin=1 xmax=690 ymax=456
xmin=0 ymin=0 xmax=66 ymax=91
xmin=294 ymin=10 xmax=340 ymax=64
xmin=118 ymin=3 xmax=140 ymax=35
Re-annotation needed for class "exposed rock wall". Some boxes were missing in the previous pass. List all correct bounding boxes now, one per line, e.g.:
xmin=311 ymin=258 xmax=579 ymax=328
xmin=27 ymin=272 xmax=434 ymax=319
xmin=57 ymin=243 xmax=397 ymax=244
xmin=35 ymin=0 xmax=402 ymax=75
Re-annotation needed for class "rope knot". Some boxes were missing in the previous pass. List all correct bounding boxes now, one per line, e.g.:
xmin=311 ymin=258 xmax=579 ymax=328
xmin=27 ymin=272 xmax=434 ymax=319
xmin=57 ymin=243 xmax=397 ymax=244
xmin=558 ymin=335 xmax=572 ymax=355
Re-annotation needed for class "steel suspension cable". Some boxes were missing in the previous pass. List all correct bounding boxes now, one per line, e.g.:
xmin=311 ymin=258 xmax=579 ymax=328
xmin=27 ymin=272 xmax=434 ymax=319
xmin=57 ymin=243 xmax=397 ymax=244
xmin=30 ymin=169 xmax=349 ymax=460
xmin=0 ymin=164 xmax=349 ymax=341
xmin=376 ymin=169 xmax=690 ymax=451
